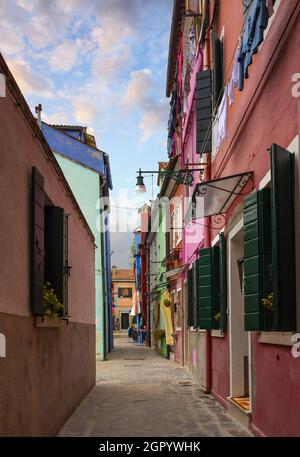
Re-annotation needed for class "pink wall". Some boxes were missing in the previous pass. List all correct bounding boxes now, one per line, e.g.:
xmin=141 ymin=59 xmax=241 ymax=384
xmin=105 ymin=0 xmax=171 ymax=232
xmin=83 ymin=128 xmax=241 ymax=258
xmin=0 ymin=56 xmax=96 ymax=436
xmin=0 ymin=80 xmax=95 ymax=325
xmin=209 ymin=0 xmax=300 ymax=435
xmin=175 ymin=330 xmax=183 ymax=363
xmin=182 ymin=48 xmax=204 ymax=268
xmin=251 ymin=335 xmax=300 ymax=437
xmin=211 ymin=334 xmax=229 ymax=404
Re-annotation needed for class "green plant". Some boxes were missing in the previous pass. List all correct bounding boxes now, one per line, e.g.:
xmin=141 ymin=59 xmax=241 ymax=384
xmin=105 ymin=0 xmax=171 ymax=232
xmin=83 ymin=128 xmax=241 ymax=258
xmin=262 ymin=292 xmax=273 ymax=311
xmin=214 ymin=312 xmax=221 ymax=322
xmin=44 ymin=282 xmax=64 ymax=318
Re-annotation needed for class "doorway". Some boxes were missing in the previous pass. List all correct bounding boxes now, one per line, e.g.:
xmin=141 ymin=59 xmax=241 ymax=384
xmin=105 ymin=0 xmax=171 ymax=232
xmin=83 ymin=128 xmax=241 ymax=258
xmin=228 ymin=220 xmax=251 ymax=411
xmin=120 ymin=312 xmax=129 ymax=330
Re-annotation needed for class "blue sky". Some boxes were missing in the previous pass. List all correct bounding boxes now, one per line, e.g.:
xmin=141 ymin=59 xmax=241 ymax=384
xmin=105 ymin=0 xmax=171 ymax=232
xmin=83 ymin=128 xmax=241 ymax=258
xmin=0 ymin=0 xmax=173 ymax=267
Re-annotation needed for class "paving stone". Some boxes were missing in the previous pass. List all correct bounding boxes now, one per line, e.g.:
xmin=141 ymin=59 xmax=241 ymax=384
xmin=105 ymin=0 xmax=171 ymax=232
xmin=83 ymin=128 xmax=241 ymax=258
xmin=58 ymin=336 xmax=252 ymax=437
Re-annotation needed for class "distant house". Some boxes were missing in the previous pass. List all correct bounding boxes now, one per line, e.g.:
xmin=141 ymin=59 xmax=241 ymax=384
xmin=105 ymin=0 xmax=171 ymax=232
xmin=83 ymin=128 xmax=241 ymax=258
xmin=0 ymin=53 xmax=96 ymax=436
xmin=41 ymin=122 xmax=113 ymax=360
xmin=111 ymin=267 xmax=136 ymax=331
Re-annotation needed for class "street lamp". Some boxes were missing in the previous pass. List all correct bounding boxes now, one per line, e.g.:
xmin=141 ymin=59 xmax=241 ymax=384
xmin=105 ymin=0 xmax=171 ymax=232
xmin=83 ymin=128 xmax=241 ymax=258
xmin=135 ymin=169 xmax=146 ymax=193
xmin=135 ymin=164 xmax=206 ymax=193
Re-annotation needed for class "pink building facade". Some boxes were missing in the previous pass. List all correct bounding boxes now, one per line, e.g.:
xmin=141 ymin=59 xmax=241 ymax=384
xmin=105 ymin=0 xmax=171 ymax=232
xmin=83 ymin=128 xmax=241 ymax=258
xmin=0 ymin=54 xmax=96 ymax=436
xmin=165 ymin=0 xmax=300 ymax=436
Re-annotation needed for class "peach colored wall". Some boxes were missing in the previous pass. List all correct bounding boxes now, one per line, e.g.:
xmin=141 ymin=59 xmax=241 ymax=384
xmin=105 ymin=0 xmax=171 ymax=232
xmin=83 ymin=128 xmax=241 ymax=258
xmin=0 ymin=89 xmax=95 ymax=325
xmin=113 ymin=281 xmax=135 ymax=308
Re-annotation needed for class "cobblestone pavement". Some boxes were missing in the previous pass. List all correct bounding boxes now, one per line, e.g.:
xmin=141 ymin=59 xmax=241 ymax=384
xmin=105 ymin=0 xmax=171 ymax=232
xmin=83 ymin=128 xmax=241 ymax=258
xmin=59 ymin=336 xmax=252 ymax=437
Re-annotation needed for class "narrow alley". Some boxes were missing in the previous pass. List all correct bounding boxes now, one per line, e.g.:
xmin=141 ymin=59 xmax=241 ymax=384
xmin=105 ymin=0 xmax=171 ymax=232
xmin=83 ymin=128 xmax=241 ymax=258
xmin=59 ymin=336 xmax=251 ymax=438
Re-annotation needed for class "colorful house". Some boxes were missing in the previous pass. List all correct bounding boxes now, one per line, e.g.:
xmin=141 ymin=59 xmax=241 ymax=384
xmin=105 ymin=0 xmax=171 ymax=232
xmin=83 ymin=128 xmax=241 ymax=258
xmin=0 ymin=53 xmax=96 ymax=436
xmin=111 ymin=267 xmax=136 ymax=331
xmin=41 ymin=122 xmax=113 ymax=360
xmin=146 ymin=0 xmax=300 ymax=436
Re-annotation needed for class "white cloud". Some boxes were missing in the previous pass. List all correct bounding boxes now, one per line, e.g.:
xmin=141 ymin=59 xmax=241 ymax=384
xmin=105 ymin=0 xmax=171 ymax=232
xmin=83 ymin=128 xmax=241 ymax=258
xmin=72 ymin=98 xmax=98 ymax=125
xmin=92 ymin=47 xmax=131 ymax=82
xmin=8 ymin=59 xmax=54 ymax=97
xmin=123 ymin=69 xmax=153 ymax=107
xmin=48 ymin=40 xmax=80 ymax=72
xmin=139 ymin=100 xmax=169 ymax=142
xmin=43 ymin=107 xmax=70 ymax=125
xmin=123 ymin=69 xmax=169 ymax=142
xmin=0 ymin=21 xmax=25 ymax=55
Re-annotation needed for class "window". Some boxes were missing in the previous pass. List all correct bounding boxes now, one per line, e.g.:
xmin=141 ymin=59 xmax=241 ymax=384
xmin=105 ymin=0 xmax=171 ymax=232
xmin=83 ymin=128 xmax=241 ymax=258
xmin=197 ymin=233 xmax=227 ymax=331
xmin=212 ymin=30 xmax=224 ymax=110
xmin=187 ymin=264 xmax=197 ymax=327
xmin=195 ymin=69 xmax=212 ymax=154
xmin=243 ymin=144 xmax=296 ymax=331
xmin=31 ymin=167 xmax=70 ymax=317
xmin=118 ymin=288 xmax=132 ymax=298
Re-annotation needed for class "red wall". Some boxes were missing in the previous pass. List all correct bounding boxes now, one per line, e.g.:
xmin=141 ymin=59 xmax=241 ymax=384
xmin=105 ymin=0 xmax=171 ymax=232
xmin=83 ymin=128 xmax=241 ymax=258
xmin=211 ymin=334 xmax=229 ymax=405
xmin=209 ymin=0 xmax=300 ymax=436
xmin=251 ymin=335 xmax=300 ymax=436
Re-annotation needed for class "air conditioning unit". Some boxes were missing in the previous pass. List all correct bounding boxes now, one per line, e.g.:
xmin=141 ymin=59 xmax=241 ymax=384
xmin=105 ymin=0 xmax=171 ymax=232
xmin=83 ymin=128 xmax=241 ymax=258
xmin=185 ymin=0 xmax=202 ymax=16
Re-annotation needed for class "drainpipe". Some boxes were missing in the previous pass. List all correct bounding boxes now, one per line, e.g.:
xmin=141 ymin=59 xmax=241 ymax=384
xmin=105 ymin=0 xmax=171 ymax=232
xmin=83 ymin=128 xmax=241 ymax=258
xmin=146 ymin=243 xmax=151 ymax=347
xmin=203 ymin=25 xmax=212 ymax=395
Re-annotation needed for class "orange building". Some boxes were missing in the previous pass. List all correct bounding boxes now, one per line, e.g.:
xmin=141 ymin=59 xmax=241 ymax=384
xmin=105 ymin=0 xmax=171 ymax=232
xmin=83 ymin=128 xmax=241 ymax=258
xmin=111 ymin=267 xmax=136 ymax=331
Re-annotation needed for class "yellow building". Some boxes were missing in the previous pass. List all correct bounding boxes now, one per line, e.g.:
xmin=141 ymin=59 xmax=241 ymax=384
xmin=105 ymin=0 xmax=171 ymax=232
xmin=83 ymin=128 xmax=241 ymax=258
xmin=111 ymin=267 xmax=136 ymax=331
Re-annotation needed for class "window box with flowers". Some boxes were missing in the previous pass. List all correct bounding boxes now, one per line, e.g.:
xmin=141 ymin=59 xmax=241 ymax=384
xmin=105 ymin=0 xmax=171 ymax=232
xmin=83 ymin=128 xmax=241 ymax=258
xmin=35 ymin=283 xmax=66 ymax=328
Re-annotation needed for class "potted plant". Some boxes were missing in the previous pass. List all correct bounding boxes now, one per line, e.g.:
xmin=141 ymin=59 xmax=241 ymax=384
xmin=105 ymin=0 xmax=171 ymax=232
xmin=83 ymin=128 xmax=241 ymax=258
xmin=44 ymin=282 xmax=64 ymax=318
xmin=214 ymin=312 xmax=221 ymax=329
xmin=262 ymin=292 xmax=273 ymax=330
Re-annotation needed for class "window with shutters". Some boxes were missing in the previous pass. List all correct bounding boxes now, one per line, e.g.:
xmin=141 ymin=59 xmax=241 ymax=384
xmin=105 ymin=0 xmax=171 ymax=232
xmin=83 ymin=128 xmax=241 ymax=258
xmin=31 ymin=167 xmax=70 ymax=317
xmin=196 ymin=69 xmax=212 ymax=154
xmin=187 ymin=264 xmax=197 ymax=327
xmin=118 ymin=288 xmax=132 ymax=298
xmin=197 ymin=234 xmax=227 ymax=331
xmin=243 ymin=144 xmax=296 ymax=332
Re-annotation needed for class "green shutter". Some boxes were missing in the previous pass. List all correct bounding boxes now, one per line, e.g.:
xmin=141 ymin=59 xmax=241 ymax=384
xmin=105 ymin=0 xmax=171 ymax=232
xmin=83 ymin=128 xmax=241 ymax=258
xmin=31 ymin=167 xmax=45 ymax=315
xmin=212 ymin=246 xmax=220 ymax=328
xmin=271 ymin=144 xmax=296 ymax=331
xmin=244 ymin=189 xmax=272 ymax=330
xmin=219 ymin=233 xmax=227 ymax=331
xmin=192 ymin=261 xmax=198 ymax=327
xmin=197 ymin=248 xmax=214 ymax=329
xmin=187 ymin=268 xmax=194 ymax=327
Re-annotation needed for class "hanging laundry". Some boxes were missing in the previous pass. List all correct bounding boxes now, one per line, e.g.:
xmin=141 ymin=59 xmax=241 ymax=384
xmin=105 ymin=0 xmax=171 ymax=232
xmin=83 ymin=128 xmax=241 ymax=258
xmin=188 ymin=24 xmax=196 ymax=70
xmin=238 ymin=0 xmax=270 ymax=91
xmin=216 ymin=87 xmax=228 ymax=151
xmin=228 ymin=48 xmax=239 ymax=106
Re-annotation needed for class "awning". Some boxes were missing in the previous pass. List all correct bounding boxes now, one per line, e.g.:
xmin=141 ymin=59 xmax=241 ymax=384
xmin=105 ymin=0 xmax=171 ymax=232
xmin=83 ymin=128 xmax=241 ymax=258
xmin=191 ymin=172 xmax=253 ymax=219
xmin=162 ymin=266 xmax=186 ymax=280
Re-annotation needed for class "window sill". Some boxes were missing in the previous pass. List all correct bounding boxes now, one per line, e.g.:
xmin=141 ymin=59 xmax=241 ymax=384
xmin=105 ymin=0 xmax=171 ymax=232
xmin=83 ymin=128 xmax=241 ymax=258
xmin=258 ymin=332 xmax=293 ymax=346
xmin=35 ymin=316 xmax=67 ymax=328
xmin=211 ymin=330 xmax=224 ymax=338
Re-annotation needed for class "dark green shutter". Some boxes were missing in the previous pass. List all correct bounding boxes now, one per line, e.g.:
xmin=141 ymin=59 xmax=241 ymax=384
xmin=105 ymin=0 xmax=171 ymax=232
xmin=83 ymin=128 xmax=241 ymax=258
xmin=63 ymin=213 xmax=69 ymax=316
xmin=219 ymin=233 xmax=227 ymax=331
xmin=45 ymin=206 xmax=67 ymax=315
xmin=187 ymin=268 xmax=194 ymax=326
xmin=31 ymin=167 xmax=45 ymax=315
xmin=196 ymin=69 xmax=212 ymax=154
xmin=192 ymin=261 xmax=198 ymax=327
xmin=197 ymin=248 xmax=215 ymax=329
xmin=271 ymin=144 xmax=296 ymax=331
xmin=244 ymin=189 xmax=272 ymax=330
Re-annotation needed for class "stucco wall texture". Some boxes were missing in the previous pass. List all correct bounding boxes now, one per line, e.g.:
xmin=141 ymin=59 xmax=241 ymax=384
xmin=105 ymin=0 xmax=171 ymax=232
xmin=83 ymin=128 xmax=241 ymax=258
xmin=0 ymin=74 xmax=96 ymax=435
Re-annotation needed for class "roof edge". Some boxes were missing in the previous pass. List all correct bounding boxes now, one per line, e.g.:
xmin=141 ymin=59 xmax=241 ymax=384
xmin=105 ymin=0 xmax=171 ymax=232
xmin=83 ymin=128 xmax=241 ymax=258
xmin=166 ymin=0 xmax=185 ymax=97
xmin=0 ymin=52 xmax=95 ymax=243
